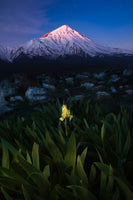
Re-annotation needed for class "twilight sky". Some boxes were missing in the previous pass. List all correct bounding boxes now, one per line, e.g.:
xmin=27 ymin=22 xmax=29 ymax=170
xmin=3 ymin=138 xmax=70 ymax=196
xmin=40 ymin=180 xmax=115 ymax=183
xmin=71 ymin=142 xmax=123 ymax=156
xmin=0 ymin=0 xmax=133 ymax=50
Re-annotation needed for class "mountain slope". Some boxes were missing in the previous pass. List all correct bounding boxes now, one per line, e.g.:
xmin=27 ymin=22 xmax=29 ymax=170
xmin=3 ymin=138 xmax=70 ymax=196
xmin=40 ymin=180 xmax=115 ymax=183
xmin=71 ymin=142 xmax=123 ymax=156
xmin=0 ymin=25 xmax=133 ymax=64
xmin=11 ymin=25 xmax=133 ymax=61
xmin=0 ymin=45 xmax=13 ymax=62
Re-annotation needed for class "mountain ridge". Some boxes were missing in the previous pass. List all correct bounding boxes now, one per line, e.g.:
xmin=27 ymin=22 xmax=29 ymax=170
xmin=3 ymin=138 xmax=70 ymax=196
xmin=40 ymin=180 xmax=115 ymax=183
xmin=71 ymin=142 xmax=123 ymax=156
xmin=0 ymin=25 xmax=133 ymax=64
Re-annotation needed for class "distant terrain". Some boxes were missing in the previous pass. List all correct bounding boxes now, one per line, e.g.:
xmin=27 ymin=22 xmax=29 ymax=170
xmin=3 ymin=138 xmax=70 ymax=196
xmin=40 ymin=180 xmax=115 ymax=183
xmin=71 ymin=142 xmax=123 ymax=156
xmin=0 ymin=67 xmax=133 ymax=118
xmin=0 ymin=25 xmax=133 ymax=75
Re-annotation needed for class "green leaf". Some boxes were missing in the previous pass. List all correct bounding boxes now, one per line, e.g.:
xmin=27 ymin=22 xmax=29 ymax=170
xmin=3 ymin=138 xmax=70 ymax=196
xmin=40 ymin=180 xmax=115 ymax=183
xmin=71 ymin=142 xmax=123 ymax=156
xmin=112 ymin=187 xmax=120 ymax=200
xmin=83 ymin=118 xmax=90 ymax=129
xmin=80 ymin=147 xmax=88 ymax=167
xmin=2 ymin=142 xmax=9 ymax=169
xmin=26 ymin=151 xmax=32 ymax=164
xmin=122 ymin=130 xmax=131 ymax=159
xmin=95 ymin=149 xmax=103 ymax=163
xmin=100 ymin=171 xmax=107 ymax=199
xmin=89 ymin=164 xmax=96 ymax=186
xmin=64 ymin=132 xmax=76 ymax=169
xmin=0 ymin=167 xmax=29 ymax=185
xmin=0 ymin=177 xmax=21 ymax=193
xmin=95 ymin=162 xmax=113 ymax=199
xmin=94 ymin=162 xmax=113 ymax=176
xmin=1 ymin=187 xmax=13 ymax=200
xmin=114 ymin=176 xmax=133 ymax=200
xmin=1 ymin=139 xmax=20 ymax=157
xmin=22 ymin=185 xmax=31 ymax=200
xmin=68 ymin=185 xmax=97 ymax=200
xmin=15 ymin=155 xmax=46 ymax=188
xmin=32 ymin=143 xmax=40 ymax=170
xmin=45 ymin=130 xmax=63 ymax=162
xmin=77 ymin=155 xmax=89 ymax=188
xmin=101 ymin=123 xmax=105 ymax=142
xmin=43 ymin=165 xmax=50 ymax=179
xmin=106 ymin=165 xmax=114 ymax=193
xmin=56 ymin=186 xmax=74 ymax=200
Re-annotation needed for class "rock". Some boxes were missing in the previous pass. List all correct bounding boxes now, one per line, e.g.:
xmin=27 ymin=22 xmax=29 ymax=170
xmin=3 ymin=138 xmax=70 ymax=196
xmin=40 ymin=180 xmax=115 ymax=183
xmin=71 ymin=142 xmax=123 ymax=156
xmin=64 ymin=89 xmax=69 ymax=94
xmin=110 ymin=86 xmax=117 ymax=93
xmin=96 ymin=91 xmax=110 ymax=99
xmin=0 ymin=105 xmax=14 ymax=116
xmin=25 ymin=87 xmax=47 ymax=102
xmin=95 ymin=85 xmax=104 ymax=89
xmin=0 ymin=90 xmax=7 ymax=105
xmin=71 ymin=95 xmax=83 ymax=101
xmin=110 ymin=74 xmax=120 ymax=82
xmin=13 ymin=73 xmax=24 ymax=85
xmin=75 ymin=74 xmax=88 ymax=80
xmin=81 ymin=82 xmax=94 ymax=89
xmin=36 ymin=74 xmax=46 ymax=80
xmin=93 ymin=72 xmax=106 ymax=79
xmin=125 ymin=85 xmax=129 ymax=88
xmin=97 ymin=81 xmax=105 ymax=85
xmin=65 ymin=77 xmax=74 ymax=84
xmin=0 ymin=80 xmax=16 ymax=97
xmin=123 ymin=68 xmax=132 ymax=76
xmin=126 ymin=89 xmax=133 ymax=95
xmin=10 ymin=96 xmax=24 ymax=102
xmin=42 ymin=83 xmax=55 ymax=90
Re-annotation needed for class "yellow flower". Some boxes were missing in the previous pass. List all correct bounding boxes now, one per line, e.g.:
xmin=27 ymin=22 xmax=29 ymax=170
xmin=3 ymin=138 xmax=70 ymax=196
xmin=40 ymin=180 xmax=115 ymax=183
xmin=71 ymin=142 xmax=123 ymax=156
xmin=59 ymin=105 xmax=73 ymax=121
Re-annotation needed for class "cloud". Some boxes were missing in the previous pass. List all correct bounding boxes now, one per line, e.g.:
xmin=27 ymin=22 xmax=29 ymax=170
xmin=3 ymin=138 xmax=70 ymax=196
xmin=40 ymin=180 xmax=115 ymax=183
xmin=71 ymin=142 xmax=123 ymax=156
xmin=0 ymin=0 xmax=52 ymax=34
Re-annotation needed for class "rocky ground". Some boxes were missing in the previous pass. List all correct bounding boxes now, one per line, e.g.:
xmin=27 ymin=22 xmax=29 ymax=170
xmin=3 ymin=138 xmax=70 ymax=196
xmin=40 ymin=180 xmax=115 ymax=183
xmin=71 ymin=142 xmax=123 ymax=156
xmin=0 ymin=67 xmax=133 ymax=116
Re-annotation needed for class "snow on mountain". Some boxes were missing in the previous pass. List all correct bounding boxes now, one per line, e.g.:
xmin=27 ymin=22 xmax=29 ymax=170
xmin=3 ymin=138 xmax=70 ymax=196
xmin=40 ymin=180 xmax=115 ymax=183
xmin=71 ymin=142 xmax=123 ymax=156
xmin=1 ymin=25 xmax=133 ymax=62
xmin=0 ymin=45 xmax=13 ymax=62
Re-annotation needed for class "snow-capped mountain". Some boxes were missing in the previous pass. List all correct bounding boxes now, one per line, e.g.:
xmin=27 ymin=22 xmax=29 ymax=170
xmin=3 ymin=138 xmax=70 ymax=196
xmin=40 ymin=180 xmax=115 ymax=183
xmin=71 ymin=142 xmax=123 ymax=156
xmin=0 ymin=45 xmax=13 ymax=62
xmin=0 ymin=25 xmax=133 ymax=63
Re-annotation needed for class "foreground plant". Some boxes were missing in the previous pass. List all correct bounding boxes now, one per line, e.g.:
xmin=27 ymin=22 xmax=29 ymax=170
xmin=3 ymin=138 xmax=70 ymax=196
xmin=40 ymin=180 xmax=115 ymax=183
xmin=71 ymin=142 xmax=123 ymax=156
xmin=0 ymin=99 xmax=132 ymax=199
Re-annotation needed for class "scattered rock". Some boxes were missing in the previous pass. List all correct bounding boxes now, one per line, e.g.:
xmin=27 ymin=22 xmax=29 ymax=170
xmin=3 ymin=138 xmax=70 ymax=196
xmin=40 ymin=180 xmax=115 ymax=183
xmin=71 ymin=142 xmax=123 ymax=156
xmin=95 ymin=85 xmax=104 ymax=89
xmin=10 ymin=96 xmax=24 ymax=102
xmin=96 ymin=91 xmax=110 ymax=99
xmin=110 ymin=74 xmax=120 ymax=82
xmin=71 ymin=95 xmax=83 ymax=101
xmin=42 ymin=83 xmax=55 ymax=90
xmin=93 ymin=72 xmax=106 ymax=79
xmin=81 ymin=82 xmax=94 ymax=89
xmin=123 ymin=68 xmax=132 ymax=76
xmin=126 ymin=89 xmax=133 ymax=95
xmin=75 ymin=74 xmax=88 ymax=80
xmin=65 ymin=77 xmax=74 ymax=84
xmin=25 ymin=87 xmax=47 ymax=102
xmin=0 ymin=90 xmax=7 ymax=105
xmin=64 ymin=89 xmax=69 ymax=94
xmin=0 ymin=106 xmax=14 ymax=116
xmin=110 ymin=87 xmax=117 ymax=93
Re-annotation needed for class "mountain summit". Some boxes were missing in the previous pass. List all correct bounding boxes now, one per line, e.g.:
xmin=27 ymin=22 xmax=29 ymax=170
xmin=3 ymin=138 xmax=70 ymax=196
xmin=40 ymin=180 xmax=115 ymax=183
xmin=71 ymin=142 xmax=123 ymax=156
xmin=0 ymin=25 xmax=133 ymax=63
xmin=41 ymin=25 xmax=75 ymax=38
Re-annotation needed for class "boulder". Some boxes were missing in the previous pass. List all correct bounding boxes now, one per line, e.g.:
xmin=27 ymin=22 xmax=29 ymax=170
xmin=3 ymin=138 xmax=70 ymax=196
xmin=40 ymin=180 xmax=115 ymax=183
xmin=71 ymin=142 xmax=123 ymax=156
xmin=10 ymin=96 xmax=24 ymax=102
xmin=25 ymin=87 xmax=47 ymax=102
xmin=126 ymin=89 xmax=133 ymax=95
xmin=96 ymin=91 xmax=110 ymax=99
xmin=81 ymin=82 xmax=94 ymax=89
xmin=42 ymin=83 xmax=55 ymax=90
xmin=71 ymin=95 xmax=83 ymax=101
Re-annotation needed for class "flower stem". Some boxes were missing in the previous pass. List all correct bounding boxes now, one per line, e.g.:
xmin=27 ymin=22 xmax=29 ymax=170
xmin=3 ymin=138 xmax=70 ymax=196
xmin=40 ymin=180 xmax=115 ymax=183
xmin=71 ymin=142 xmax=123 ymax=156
xmin=65 ymin=118 xmax=68 ymax=137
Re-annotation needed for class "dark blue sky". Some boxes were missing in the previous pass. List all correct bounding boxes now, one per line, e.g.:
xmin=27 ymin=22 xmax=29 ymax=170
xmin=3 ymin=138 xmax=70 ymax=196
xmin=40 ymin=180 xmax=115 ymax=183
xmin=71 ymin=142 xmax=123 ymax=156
xmin=0 ymin=0 xmax=133 ymax=49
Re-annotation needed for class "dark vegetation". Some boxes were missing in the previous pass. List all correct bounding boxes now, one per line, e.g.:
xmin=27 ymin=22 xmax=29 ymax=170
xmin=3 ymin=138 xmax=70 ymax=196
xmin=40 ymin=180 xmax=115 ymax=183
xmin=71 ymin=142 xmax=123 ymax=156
xmin=0 ymin=98 xmax=133 ymax=200
xmin=0 ymin=54 xmax=133 ymax=78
